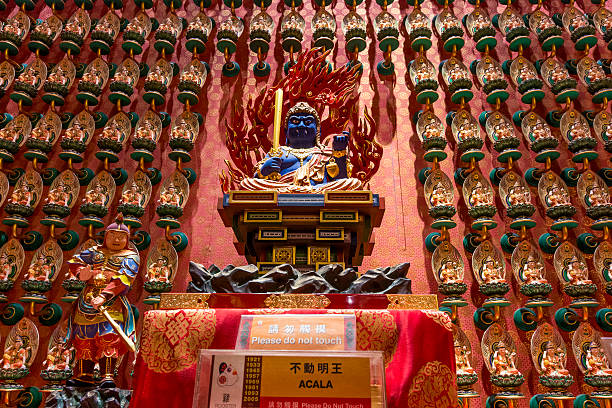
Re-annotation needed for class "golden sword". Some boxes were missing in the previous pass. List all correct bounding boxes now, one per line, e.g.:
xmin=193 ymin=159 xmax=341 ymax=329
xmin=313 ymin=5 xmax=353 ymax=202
xmin=266 ymin=88 xmax=284 ymax=181
xmin=272 ymin=87 xmax=283 ymax=155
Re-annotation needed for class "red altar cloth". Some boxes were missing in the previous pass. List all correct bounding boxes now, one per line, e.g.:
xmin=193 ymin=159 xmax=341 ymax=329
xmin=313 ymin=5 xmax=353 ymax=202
xmin=130 ymin=308 xmax=458 ymax=408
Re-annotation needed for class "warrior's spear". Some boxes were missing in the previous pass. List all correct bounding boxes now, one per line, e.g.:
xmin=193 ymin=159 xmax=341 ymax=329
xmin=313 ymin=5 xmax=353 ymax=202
xmin=99 ymin=305 xmax=136 ymax=352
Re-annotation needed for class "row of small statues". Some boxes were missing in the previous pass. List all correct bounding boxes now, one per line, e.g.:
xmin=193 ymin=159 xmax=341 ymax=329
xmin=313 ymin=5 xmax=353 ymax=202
xmin=455 ymin=339 xmax=612 ymax=378
xmin=430 ymin=176 xmax=608 ymax=217
xmin=437 ymin=252 xmax=596 ymax=287
xmin=1 ymin=337 xmax=71 ymax=372
xmin=7 ymin=180 xmax=180 ymax=212
xmin=0 ymin=250 xmax=171 ymax=284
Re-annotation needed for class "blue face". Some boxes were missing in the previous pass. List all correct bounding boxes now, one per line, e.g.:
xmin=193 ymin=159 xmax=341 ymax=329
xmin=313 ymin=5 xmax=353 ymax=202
xmin=286 ymin=114 xmax=318 ymax=148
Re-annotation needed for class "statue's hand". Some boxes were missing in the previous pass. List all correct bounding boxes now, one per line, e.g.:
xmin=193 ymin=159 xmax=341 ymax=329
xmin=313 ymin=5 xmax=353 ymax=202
xmin=76 ymin=265 xmax=93 ymax=281
xmin=333 ymin=131 xmax=350 ymax=151
xmin=260 ymin=157 xmax=282 ymax=177
xmin=90 ymin=295 xmax=106 ymax=310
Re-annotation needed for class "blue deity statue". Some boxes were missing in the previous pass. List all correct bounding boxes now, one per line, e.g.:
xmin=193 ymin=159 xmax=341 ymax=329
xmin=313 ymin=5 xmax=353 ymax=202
xmin=240 ymin=101 xmax=362 ymax=192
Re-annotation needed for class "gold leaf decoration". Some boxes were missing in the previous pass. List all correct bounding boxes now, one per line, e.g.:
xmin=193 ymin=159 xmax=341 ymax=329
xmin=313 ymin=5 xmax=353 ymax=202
xmin=406 ymin=361 xmax=458 ymax=408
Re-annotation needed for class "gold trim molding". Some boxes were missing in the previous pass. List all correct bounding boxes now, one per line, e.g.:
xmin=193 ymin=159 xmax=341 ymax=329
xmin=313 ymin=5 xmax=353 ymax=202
xmin=386 ymin=294 xmax=438 ymax=310
xmin=159 ymin=293 xmax=211 ymax=309
xmin=157 ymin=293 xmax=438 ymax=310
xmin=264 ymin=294 xmax=331 ymax=309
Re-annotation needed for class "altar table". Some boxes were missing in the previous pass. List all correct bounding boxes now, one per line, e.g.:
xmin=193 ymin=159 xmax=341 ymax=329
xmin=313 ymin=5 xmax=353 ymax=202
xmin=130 ymin=307 xmax=458 ymax=408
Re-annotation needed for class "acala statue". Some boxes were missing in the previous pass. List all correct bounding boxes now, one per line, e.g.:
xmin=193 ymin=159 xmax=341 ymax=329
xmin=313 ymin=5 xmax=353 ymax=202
xmin=148 ymin=257 xmax=171 ymax=283
xmin=521 ymin=257 xmax=547 ymax=285
xmin=64 ymin=123 xmax=88 ymax=143
xmin=1 ymin=337 xmax=29 ymax=370
xmin=0 ymin=253 xmax=11 ymax=280
xmin=492 ymin=342 xmax=520 ymax=376
xmin=586 ymin=343 xmax=612 ymax=376
xmin=545 ymin=184 xmax=571 ymax=208
xmin=27 ymin=252 xmax=52 ymax=281
xmin=565 ymin=256 xmax=592 ymax=285
xmin=528 ymin=120 xmax=553 ymax=143
xmin=468 ymin=182 xmax=494 ymax=207
xmin=506 ymin=185 xmax=530 ymax=206
xmin=84 ymin=184 xmax=107 ymax=206
xmin=121 ymin=188 xmax=143 ymax=206
xmin=101 ymin=121 xmax=124 ymax=143
xmin=10 ymin=184 xmax=33 ymax=207
xmin=540 ymin=342 xmax=570 ymax=377
xmin=480 ymin=256 xmax=505 ymax=284
xmin=586 ymin=185 xmax=610 ymax=207
xmin=45 ymin=184 xmax=71 ymax=207
xmin=438 ymin=259 xmax=462 ymax=284
xmin=64 ymin=218 xmax=139 ymax=387
xmin=455 ymin=344 xmax=475 ymax=375
xmin=30 ymin=121 xmax=57 ymax=143
xmin=43 ymin=342 xmax=72 ymax=371
xmin=567 ymin=121 xmax=590 ymax=142
xmin=240 ymin=101 xmax=362 ymax=193
xmin=158 ymin=186 xmax=181 ymax=207
xmin=430 ymin=183 xmax=453 ymax=207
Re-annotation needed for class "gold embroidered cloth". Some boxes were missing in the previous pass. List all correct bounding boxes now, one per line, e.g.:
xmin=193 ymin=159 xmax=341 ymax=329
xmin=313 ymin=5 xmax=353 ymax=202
xmin=132 ymin=308 xmax=457 ymax=408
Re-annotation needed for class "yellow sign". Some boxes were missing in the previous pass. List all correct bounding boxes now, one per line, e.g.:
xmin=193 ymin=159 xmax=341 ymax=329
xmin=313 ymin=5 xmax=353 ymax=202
xmin=193 ymin=350 xmax=385 ymax=408
xmin=260 ymin=356 xmax=372 ymax=399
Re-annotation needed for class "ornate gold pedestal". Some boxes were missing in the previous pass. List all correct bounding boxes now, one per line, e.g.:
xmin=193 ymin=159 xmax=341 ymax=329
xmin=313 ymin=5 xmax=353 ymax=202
xmin=218 ymin=190 xmax=385 ymax=271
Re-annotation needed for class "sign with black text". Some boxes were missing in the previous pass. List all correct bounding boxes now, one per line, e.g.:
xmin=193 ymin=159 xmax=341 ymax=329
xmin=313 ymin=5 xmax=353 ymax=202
xmin=192 ymin=350 xmax=386 ymax=408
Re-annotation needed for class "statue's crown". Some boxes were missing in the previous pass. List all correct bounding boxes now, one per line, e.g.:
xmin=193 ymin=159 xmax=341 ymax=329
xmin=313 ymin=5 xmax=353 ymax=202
xmin=106 ymin=214 xmax=130 ymax=234
xmin=285 ymin=101 xmax=320 ymax=128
